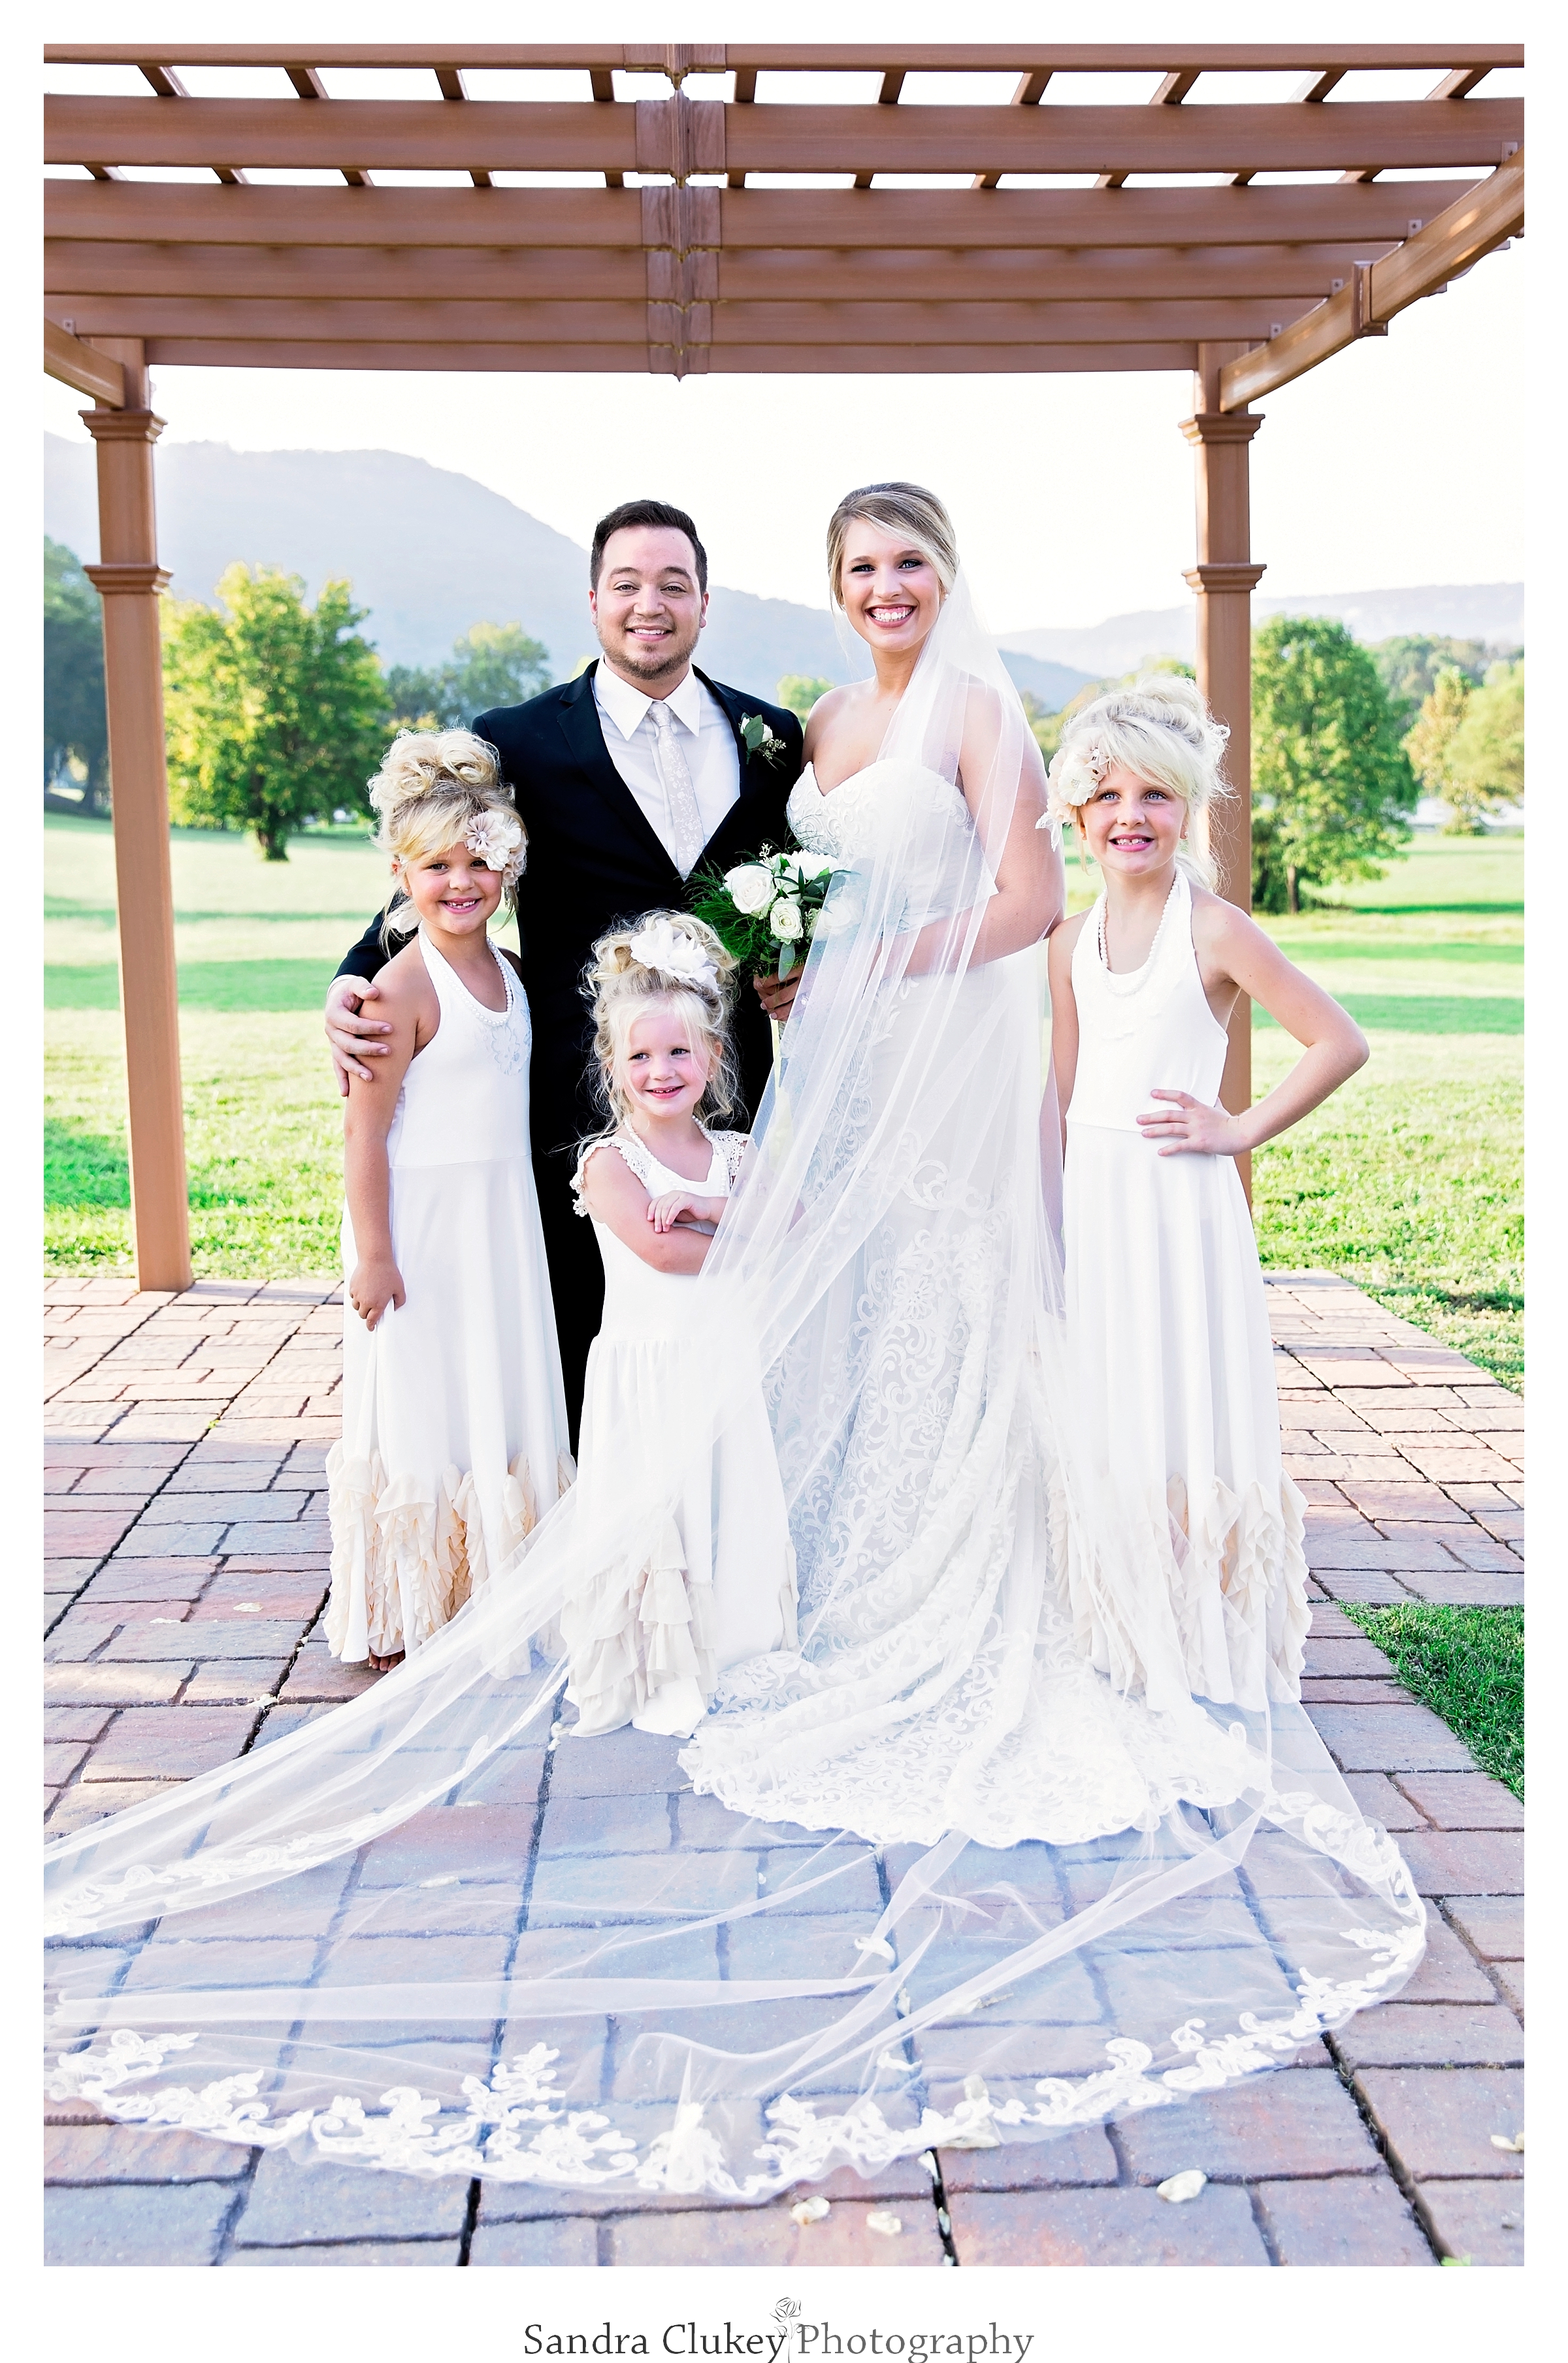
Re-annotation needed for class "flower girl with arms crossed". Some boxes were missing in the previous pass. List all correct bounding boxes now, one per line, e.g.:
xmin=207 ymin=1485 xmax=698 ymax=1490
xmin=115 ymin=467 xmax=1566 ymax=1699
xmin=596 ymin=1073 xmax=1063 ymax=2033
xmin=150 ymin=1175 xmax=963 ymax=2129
xmin=326 ymin=732 xmax=570 ymax=1671
xmin=1047 ymin=677 xmax=1367 ymax=1716
xmin=563 ymin=914 xmax=797 ymax=1740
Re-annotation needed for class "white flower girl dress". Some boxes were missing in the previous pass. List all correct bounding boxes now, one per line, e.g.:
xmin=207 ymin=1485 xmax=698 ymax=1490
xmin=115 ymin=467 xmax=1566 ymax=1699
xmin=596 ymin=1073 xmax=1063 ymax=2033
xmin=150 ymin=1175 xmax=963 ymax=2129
xmin=1061 ymin=867 xmax=1310 ymax=1713
xmin=563 ymin=1124 xmax=798 ymax=1739
xmin=325 ymin=931 xmax=572 ymax=1663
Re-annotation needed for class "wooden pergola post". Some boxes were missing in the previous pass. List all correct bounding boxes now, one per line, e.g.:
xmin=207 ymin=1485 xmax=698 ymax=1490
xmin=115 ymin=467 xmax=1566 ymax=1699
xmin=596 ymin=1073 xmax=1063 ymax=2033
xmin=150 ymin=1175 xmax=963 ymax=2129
xmin=80 ymin=337 xmax=191 ymax=1291
xmin=1182 ymin=341 xmax=1265 ymax=1198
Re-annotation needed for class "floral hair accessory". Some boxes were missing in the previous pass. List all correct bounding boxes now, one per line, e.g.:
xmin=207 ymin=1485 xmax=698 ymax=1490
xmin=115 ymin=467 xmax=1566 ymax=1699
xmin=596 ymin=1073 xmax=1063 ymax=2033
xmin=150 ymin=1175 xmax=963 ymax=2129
xmin=464 ymin=809 xmax=527 ymax=887
xmin=1043 ymin=738 xmax=1111 ymax=830
xmin=628 ymin=916 xmax=721 ymax=994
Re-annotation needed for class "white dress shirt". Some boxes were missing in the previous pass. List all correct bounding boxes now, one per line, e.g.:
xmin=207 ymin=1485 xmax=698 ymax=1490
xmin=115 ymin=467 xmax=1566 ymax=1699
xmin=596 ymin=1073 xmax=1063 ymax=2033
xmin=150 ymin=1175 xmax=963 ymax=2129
xmin=591 ymin=662 xmax=741 ymax=870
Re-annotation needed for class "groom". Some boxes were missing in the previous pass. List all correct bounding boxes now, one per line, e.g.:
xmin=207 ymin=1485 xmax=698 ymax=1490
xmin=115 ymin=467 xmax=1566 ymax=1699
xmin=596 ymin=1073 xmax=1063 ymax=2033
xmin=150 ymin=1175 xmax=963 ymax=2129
xmin=324 ymin=498 xmax=804 ymax=1437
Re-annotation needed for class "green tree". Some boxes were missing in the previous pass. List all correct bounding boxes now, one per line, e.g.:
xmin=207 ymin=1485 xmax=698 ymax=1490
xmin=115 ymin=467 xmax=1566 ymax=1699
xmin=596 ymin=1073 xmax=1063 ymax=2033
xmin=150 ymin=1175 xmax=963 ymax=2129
xmin=1369 ymin=633 xmax=1509 ymax=723
xmin=776 ymin=674 xmax=834 ymax=721
xmin=162 ymin=563 xmax=391 ymax=861
xmin=44 ymin=537 xmax=109 ymax=809
xmin=1250 ymin=614 xmax=1416 ymax=913
xmin=1446 ymin=658 xmax=1524 ymax=834
xmin=1403 ymin=665 xmax=1472 ymax=822
xmin=386 ymin=622 xmax=551 ymax=731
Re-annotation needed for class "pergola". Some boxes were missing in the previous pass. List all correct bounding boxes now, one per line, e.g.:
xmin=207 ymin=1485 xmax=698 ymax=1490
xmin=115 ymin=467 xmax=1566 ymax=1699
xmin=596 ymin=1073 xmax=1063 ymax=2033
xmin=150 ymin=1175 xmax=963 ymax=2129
xmin=44 ymin=41 xmax=1524 ymax=1286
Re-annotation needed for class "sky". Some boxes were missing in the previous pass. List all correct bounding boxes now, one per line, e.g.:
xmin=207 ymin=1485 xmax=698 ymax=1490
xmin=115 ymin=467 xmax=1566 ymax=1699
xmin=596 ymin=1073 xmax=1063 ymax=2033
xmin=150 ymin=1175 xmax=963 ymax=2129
xmin=39 ymin=0 xmax=1527 ymax=636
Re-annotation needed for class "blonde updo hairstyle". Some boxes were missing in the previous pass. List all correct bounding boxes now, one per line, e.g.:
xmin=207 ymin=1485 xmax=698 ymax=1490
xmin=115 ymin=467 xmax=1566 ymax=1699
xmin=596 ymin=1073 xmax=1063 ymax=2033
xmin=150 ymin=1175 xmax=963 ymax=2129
xmin=1048 ymin=674 xmax=1232 ymax=891
xmin=367 ymin=729 xmax=525 ymax=945
xmin=825 ymin=480 xmax=960 ymax=607
xmin=584 ymin=912 xmax=740 ymax=1140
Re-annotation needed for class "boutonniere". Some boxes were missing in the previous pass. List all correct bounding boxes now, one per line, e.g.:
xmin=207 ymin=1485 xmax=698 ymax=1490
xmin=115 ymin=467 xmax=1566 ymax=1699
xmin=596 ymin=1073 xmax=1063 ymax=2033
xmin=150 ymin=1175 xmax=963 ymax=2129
xmin=739 ymin=712 xmax=789 ymax=769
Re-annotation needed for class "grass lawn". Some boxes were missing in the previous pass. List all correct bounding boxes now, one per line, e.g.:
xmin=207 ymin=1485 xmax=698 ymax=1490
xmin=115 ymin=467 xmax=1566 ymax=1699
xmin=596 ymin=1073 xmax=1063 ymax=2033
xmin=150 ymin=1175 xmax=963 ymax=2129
xmin=1346 ymin=1603 xmax=1524 ymax=1798
xmin=1251 ymin=842 xmax=1521 ymax=1391
xmin=45 ymin=813 xmax=402 ymax=1276
xmin=47 ymin=818 xmax=1523 ymax=1389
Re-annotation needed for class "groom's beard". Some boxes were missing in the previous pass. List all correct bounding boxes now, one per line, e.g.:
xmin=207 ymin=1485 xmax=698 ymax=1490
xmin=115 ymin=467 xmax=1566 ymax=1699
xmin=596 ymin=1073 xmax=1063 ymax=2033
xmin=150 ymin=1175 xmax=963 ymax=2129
xmin=596 ymin=612 xmax=702 ymax=689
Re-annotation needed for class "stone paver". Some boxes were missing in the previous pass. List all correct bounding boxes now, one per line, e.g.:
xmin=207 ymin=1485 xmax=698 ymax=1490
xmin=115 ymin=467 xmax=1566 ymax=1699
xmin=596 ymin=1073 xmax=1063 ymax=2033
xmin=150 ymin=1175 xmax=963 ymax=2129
xmin=1354 ymin=2068 xmax=1525 ymax=2182
xmin=225 ymin=2241 xmax=466 ymax=2267
xmin=1254 ymin=2177 xmax=1435 ymax=2267
xmin=1414 ymin=2180 xmax=1525 ymax=2269
xmin=945 ymin=2185 xmax=1271 ymax=2266
xmin=45 ymin=2183 xmax=240 ymax=2267
xmin=42 ymin=1270 xmax=1524 ymax=2266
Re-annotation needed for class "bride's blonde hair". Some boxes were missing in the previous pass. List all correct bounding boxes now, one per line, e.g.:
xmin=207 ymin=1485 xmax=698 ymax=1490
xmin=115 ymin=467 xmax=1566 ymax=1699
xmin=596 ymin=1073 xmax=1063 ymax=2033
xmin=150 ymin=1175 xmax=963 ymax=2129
xmin=1048 ymin=674 xmax=1232 ymax=891
xmin=826 ymin=482 xmax=960 ymax=605
xmin=367 ymin=729 xmax=525 ymax=943
xmin=584 ymin=911 xmax=740 ymax=1137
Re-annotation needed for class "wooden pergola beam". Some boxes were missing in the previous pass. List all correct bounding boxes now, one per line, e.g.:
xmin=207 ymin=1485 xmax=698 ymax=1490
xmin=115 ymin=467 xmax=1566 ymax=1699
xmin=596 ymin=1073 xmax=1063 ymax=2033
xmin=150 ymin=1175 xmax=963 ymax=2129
xmin=88 ymin=338 xmax=1209 ymax=376
xmin=45 ymin=42 xmax=1522 ymax=71
xmin=43 ymin=316 xmax=125 ymax=405
xmin=42 ymin=295 xmax=1350 ymax=346
xmin=136 ymin=62 xmax=189 ymax=98
xmin=44 ymin=179 xmax=1474 ymax=250
xmin=46 ymin=239 xmax=1403 ymax=305
xmin=46 ymin=93 xmax=1522 ymax=178
xmin=44 ymin=286 xmax=1369 ymax=352
xmin=1218 ymin=149 xmax=1523 ymax=408
xmin=1428 ymin=67 xmax=1493 ymax=100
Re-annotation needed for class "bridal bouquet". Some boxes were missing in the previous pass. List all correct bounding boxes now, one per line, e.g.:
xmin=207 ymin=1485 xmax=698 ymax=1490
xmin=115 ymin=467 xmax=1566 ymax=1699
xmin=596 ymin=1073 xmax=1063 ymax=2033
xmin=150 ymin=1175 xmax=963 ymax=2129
xmin=689 ymin=845 xmax=843 ymax=982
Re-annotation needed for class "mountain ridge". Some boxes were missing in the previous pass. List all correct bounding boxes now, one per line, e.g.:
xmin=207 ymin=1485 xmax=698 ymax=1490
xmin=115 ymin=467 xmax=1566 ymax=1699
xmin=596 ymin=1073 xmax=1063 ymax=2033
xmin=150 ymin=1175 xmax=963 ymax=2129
xmin=44 ymin=435 xmax=1096 ymax=708
xmin=45 ymin=435 xmax=1520 ymax=710
xmin=999 ymin=583 xmax=1524 ymax=679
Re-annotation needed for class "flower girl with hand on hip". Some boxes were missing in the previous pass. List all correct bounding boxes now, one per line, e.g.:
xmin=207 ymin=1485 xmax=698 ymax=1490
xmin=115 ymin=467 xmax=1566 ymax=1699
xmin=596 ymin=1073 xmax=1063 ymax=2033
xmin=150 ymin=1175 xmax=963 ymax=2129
xmin=325 ymin=731 xmax=570 ymax=1672
xmin=1045 ymin=676 xmax=1367 ymax=1716
xmin=563 ymin=913 xmax=797 ymax=1741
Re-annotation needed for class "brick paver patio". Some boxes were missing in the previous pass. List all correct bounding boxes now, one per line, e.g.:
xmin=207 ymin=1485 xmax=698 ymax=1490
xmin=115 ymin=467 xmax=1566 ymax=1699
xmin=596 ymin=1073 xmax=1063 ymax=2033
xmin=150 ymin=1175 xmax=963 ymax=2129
xmin=44 ymin=1271 xmax=1524 ymax=2268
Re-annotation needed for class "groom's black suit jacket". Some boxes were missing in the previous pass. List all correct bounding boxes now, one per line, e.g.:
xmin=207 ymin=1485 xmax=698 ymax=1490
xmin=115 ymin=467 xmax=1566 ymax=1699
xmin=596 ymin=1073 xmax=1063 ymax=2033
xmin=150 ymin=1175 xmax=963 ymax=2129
xmin=335 ymin=660 xmax=804 ymax=1438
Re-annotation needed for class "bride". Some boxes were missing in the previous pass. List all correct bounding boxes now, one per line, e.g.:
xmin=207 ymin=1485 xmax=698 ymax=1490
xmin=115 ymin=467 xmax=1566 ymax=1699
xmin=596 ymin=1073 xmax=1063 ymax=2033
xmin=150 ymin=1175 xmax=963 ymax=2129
xmin=44 ymin=486 xmax=1424 ymax=2201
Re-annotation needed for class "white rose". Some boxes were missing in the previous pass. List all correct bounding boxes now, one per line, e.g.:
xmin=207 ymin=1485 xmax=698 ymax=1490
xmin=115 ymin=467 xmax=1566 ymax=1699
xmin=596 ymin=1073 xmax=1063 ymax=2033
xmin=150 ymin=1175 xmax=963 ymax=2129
xmin=769 ymin=895 xmax=804 ymax=942
xmin=725 ymin=863 xmax=776 ymax=916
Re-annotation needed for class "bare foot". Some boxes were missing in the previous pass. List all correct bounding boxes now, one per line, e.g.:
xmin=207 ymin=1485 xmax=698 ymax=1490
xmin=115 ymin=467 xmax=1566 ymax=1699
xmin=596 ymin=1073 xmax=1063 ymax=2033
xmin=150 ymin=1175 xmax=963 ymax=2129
xmin=367 ymin=1649 xmax=405 ymax=1674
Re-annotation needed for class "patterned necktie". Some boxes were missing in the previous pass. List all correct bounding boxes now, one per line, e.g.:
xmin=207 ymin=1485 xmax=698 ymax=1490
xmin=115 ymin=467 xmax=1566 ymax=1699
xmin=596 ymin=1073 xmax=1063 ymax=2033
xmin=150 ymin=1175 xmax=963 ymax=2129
xmin=647 ymin=697 xmax=707 ymax=879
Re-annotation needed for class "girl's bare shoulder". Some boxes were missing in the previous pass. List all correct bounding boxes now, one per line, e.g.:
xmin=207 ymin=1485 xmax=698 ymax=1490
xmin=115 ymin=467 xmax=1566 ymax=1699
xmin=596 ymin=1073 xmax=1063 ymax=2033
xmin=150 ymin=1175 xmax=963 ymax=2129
xmin=495 ymin=946 xmax=524 ymax=982
xmin=369 ymin=938 xmax=440 ymax=1036
xmin=376 ymin=937 xmax=431 ymax=995
xmin=580 ymin=1134 xmax=647 ymax=1209
xmin=1050 ymin=908 xmax=1091 ymax=959
xmin=1189 ymin=885 xmax=1266 ymax=957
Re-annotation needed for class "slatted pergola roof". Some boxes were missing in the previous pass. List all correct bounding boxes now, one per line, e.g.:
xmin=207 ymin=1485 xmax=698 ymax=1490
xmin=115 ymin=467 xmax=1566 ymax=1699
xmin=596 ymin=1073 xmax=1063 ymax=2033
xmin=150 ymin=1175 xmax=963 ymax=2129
xmin=41 ymin=42 xmax=1526 ymax=1293
xmin=46 ymin=42 xmax=1522 ymax=400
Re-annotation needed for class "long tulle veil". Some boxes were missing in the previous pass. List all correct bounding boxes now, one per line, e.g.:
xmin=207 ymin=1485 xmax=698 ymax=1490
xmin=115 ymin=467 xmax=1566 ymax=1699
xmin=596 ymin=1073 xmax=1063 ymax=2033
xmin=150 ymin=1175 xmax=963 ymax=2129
xmin=45 ymin=574 xmax=1424 ymax=2196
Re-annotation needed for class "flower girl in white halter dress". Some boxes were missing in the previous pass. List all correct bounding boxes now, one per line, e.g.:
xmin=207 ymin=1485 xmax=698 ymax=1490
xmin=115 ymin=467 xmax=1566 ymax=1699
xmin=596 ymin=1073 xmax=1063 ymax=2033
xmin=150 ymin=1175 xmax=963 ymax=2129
xmin=563 ymin=914 xmax=797 ymax=1740
xmin=325 ymin=733 xmax=570 ymax=1670
xmin=1046 ymin=676 xmax=1369 ymax=1715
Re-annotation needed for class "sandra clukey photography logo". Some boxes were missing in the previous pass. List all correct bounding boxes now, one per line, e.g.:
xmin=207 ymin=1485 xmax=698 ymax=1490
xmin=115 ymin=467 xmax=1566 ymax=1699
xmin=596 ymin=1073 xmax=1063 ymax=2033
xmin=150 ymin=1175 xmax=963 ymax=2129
xmin=521 ymin=2322 xmax=1036 ymax=2360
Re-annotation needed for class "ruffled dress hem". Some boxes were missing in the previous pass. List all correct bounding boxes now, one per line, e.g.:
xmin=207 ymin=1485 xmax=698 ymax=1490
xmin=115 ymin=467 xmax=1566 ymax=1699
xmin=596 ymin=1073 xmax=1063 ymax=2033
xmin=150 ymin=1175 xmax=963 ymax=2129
xmin=325 ymin=1441 xmax=576 ymax=1664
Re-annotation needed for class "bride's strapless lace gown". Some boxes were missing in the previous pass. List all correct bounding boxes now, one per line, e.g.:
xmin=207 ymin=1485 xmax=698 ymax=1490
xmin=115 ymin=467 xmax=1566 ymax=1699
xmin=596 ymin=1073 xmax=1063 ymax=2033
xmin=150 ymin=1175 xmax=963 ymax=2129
xmin=681 ymin=762 xmax=1277 ymax=1848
